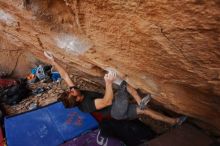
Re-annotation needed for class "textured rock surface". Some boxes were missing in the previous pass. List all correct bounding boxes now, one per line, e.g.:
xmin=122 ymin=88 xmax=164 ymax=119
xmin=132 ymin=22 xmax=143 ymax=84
xmin=0 ymin=0 xmax=219 ymax=132
xmin=0 ymin=34 xmax=38 ymax=77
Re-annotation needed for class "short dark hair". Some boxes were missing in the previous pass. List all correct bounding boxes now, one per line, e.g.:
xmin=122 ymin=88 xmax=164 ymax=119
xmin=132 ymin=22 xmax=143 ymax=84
xmin=57 ymin=92 xmax=79 ymax=108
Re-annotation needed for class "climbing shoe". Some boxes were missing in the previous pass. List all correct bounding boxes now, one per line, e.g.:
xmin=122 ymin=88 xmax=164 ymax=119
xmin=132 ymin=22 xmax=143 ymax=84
xmin=176 ymin=116 xmax=187 ymax=126
xmin=139 ymin=94 xmax=152 ymax=110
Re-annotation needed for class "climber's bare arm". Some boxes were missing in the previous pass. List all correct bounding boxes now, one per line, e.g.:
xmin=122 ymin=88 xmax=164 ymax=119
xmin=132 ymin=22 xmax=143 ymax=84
xmin=44 ymin=51 xmax=75 ymax=87
xmin=51 ymin=61 xmax=75 ymax=87
xmin=95 ymin=73 xmax=116 ymax=110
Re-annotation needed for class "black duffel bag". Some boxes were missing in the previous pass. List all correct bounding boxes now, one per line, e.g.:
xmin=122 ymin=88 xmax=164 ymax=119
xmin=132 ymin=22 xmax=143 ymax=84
xmin=0 ymin=78 xmax=31 ymax=105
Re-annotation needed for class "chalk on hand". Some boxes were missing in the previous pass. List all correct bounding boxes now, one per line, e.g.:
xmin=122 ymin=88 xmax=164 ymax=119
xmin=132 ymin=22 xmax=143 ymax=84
xmin=44 ymin=51 xmax=54 ymax=60
xmin=107 ymin=69 xmax=123 ymax=85
xmin=108 ymin=70 xmax=116 ymax=78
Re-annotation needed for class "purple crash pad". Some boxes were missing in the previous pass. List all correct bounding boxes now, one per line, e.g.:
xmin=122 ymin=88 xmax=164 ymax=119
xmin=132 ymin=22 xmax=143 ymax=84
xmin=61 ymin=129 xmax=125 ymax=146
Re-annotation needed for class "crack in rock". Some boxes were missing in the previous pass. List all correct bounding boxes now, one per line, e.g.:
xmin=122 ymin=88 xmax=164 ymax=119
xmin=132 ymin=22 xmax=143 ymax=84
xmin=160 ymin=28 xmax=192 ymax=63
xmin=36 ymin=36 xmax=45 ymax=50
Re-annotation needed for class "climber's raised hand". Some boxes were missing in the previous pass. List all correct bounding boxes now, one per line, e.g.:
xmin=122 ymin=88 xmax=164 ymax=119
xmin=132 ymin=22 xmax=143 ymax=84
xmin=44 ymin=51 xmax=54 ymax=62
xmin=104 ymin=71 xmax=116 ymax=85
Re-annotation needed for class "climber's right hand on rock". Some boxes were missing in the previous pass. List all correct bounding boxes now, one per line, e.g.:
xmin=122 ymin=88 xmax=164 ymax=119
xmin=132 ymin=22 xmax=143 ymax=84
xmin=44 ymin=51 xmax=54 ymax=62
xmin=104 ymin=71 xmax=116 ymax=85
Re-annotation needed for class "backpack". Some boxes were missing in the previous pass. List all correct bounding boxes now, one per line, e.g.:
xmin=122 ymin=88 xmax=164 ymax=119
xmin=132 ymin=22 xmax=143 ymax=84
xmin=0 ymin=78 xmax=31 ymax=105
xmin=0 ymin=79 xmax=17 ymax=89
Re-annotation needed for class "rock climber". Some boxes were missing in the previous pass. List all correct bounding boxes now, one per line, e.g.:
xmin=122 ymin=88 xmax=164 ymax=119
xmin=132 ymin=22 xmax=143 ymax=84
xmin=44 ymin=51 xmax=186 ymax=126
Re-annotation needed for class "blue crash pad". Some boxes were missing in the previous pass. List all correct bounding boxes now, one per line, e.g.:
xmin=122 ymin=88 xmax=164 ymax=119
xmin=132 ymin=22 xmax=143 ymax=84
xmin=5 ymin=102 xmax=98 ymax=146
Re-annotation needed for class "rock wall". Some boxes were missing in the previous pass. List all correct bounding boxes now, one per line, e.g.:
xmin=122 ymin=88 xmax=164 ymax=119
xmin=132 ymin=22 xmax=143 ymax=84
xmin=0 ymin=34 xmax=39 ymax=77
xmin=0 ymin=0 xmax=219 ymax=132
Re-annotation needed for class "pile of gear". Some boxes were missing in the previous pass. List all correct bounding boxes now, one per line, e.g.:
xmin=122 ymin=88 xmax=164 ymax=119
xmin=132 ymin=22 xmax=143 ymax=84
xmin=0 ymin=65 xmax=61 ymax=106
xmin=26 ymin=65 xmax=61 ymax=84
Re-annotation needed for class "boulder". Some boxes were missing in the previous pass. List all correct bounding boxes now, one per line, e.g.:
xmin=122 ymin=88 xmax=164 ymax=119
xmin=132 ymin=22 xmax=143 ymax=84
xmin=0 ymin=0 xmax=219 ymax=132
